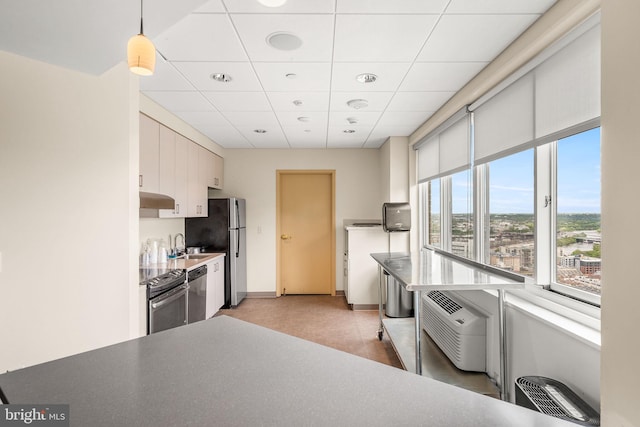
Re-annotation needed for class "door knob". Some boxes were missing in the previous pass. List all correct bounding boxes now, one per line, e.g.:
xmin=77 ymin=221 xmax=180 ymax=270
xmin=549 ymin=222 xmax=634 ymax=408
xmin=281 ymin=234 xmax=292 ymax=240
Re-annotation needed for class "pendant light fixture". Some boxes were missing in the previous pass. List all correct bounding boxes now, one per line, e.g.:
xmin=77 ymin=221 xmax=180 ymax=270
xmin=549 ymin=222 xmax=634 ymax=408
xmin=128 ymin=0 xmax=155 ymax=76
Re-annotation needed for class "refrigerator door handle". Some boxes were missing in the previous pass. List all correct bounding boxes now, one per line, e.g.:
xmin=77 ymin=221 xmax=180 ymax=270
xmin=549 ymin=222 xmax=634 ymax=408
xmin=235 ymin=228 xmax=240 ymax=258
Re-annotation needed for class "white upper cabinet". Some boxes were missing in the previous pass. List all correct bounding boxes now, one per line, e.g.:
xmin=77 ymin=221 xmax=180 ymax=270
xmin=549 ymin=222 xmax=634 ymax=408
xmin=139 ymin=112 xmax=223 ymax=218
xmin=187 ymin=142 xmax=208 ymax=217
xmin=139 ymin=114 xmax=160 ymax=193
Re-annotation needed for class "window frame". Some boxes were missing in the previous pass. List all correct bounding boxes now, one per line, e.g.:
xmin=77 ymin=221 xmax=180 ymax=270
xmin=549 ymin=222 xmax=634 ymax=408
xmin=420 ymin=125 xmax=602 ymax=309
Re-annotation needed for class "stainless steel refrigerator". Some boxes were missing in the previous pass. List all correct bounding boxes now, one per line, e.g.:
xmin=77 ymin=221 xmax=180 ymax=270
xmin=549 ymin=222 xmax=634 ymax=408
xmin=185 ymin=198 xmax=247 ymax=307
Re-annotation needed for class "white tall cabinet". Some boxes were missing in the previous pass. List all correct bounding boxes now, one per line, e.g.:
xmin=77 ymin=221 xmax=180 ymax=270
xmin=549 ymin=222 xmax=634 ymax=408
xmin=344 ymin=225 xmax=389 ymax=309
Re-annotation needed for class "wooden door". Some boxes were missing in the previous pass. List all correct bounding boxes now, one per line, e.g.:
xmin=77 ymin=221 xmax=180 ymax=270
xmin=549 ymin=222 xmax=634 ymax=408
xmin=277 ymin=171 xmax=335 ymax=295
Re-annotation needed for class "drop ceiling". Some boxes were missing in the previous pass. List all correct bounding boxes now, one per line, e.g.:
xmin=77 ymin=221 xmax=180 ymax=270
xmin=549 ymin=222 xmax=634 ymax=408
xmin=0 ymin=0 xmax=557 ymax=149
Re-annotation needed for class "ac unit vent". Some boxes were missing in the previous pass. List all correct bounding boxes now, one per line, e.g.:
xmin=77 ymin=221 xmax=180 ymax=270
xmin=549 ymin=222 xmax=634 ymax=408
xmin=422 ymin=292 xmax=487 ymax=372
xmin=427 ymin=291 xmax=463 ymax=315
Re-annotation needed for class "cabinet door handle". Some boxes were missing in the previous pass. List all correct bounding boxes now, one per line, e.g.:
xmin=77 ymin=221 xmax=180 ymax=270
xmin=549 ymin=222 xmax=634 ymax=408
xmin=175 ymin=203 xmax=179 ymax=215
xmin=139 ymin=175 xmax=143 ymax=188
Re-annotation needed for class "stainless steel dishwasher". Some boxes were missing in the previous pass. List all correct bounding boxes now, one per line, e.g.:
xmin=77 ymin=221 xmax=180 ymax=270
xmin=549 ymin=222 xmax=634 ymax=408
xmin=187 ymin=265 xmax=208 ymax=324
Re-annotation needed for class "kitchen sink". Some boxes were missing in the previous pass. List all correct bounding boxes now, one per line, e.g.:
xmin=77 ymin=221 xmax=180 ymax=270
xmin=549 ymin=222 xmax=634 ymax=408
xmin=180 ymin=254 xmax=211 ymax=260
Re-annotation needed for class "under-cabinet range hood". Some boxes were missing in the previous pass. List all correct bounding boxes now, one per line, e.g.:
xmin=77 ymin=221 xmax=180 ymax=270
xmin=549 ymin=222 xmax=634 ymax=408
xmin=139 ymin=192 xmax=175 ymax=210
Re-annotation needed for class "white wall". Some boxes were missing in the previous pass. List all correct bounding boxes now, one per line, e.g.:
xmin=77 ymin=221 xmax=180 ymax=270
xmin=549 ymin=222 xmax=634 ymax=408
xmin=453 ymin=290 xmax=600 ymax=408
xmin=221 ymin=149 xmax=382 ymax=293
xmin=601 ymin=1 xmax=640 ymax=425
xmin=0 ymin=52 xmax=138 ymax=372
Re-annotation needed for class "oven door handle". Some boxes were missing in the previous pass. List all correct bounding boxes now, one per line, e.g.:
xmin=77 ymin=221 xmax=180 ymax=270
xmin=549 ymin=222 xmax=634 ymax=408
xmin=151 ymin=284 xmax=189 ymax=309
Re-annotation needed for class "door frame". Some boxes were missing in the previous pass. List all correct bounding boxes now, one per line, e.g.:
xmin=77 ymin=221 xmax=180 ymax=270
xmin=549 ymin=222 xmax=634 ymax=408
xmin=276 ymin=170 xmax=336 ymax=297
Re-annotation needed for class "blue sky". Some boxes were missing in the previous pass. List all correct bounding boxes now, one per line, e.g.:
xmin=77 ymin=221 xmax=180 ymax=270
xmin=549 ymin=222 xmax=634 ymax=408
xmin=450 ymin=128 xmax=601 ymax=214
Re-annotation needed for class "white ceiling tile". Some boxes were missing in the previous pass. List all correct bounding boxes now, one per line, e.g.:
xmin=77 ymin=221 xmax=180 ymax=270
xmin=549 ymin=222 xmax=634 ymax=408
xmin=172 ymin=62 xmax=263 ymax=92
xmin=400 ymin=62 xmax=487 ymax=92
xmin=446 ymin=0 xmax=556 ymax=14
xmin=329 ymin=112 xmax=382 ymax=128
xmin=203 ymin=92 xmax=272 ymax=112
xmin=334 ymin=15 xmax=439 ymax=62
xmin=253 ymin=63 xmax=331 ymax=91
xmin=154 ymin=14 xmax=247 ymax=62
xmin=139 ymin=59 xmax=194 ymax=91
xmin=387 ymin=91 xmax=454 ymax=112
xmin=276 ymin=112 xmax=329 ymax=130
xmin=330 ymin=92 xmax=394 ymax=112
xmin=231 ymin=14 xmax=334 ymax=62
xmin=143 ymin=91 xmax=214 ymax=112
xmin=193 ymin=1 xmax=226 ymax=13
xmin=417 ymin=14 xmax=540 ymax=62
xmin=223 ymin=0 xmax=334 ymax=13
xmin=331 ymin=63 xmax=412 ymax=92
xmin=194 ymin=123 xmax=253 ymax=147
xmin=238 ymin=128 xmax=290 ymax=148
xmin=222 ymin=111 xmax=280 ymax=129
xmin=174 ymin=111 xmax=229 ymax=126
xmin=266 ymin=92 xmax=330 ymax=112
xmin=284 ymin=130 xmax=329 ymax=148
xmin=337 ymin=0 xmax=449 ymax=14
xmin=377 ymin=111 xmax=429 ymax=129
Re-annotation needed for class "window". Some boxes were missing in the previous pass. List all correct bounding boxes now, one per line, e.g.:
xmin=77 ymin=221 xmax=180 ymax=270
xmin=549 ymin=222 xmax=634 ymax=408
xmin=451 ymin=169 xmax=473 ymax=259
xmin=553 ymin=128 xmax=601 ymax=299
xmin=488 ymin=149 xmax=535 ymax=276
xmin=428 ymin=179 xmax=441 ymax=248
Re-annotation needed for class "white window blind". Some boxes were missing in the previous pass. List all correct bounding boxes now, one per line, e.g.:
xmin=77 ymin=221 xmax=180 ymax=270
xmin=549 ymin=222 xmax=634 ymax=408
xmin=439 ymin=115 xmax=470 ymax=175
xmin=473 ymin=74 xmax=534 ymax=165
xmin=417 ymin=135 xmax=439 ymax=183
xmin=472 ymin=19 xmax=600 ymax=164
xmin=535 ymin=25 xmax=601 ymax=140
xmin=417 ymin=111 xmax=470 ymax=183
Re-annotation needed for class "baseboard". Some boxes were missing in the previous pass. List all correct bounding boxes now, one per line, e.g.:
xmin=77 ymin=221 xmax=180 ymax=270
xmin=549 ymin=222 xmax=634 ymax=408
xmin=350 ymin=303 xmax=380 ymax=311
xmin=246 ymin=291 xmax=277 ymax=299
xmin=335 ymin=290 xmax=345 ymax=297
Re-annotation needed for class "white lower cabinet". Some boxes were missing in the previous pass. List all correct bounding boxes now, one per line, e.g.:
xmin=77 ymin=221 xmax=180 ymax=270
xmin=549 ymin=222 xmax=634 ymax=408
xmin=205 ymin=255 xmax=226 ymax=318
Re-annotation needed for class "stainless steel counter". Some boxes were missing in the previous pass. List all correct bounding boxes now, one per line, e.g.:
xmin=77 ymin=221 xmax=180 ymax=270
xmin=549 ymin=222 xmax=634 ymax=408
xmin=0 ymin=316 xmax=572 ymax=426
xmin=371 ymin=249 xmax=526 ymax=401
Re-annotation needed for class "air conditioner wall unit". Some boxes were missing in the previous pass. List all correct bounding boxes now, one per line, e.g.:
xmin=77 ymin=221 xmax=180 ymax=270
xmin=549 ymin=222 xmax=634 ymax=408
xmin=421 ymin=291 xmax=487 ymax=372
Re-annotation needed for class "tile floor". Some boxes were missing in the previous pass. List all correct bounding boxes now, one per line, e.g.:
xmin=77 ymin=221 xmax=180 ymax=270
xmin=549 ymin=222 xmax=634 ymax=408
xmin=217 ymin=295 xmax=499 ymax=398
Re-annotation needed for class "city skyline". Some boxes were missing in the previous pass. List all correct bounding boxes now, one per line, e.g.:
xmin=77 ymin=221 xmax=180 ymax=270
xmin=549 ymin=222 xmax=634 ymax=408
xmin=450 ymin=127 xmax=601 ymax=214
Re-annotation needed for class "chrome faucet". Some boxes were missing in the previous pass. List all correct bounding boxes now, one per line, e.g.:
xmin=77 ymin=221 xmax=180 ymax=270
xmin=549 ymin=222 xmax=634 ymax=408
xmin=173 ymin=233 xmax=185 ymax=256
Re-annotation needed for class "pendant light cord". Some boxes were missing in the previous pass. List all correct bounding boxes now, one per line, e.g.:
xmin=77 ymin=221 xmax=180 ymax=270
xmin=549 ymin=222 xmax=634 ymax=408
xmin=139 ymin=0 xmax=144 ymax=35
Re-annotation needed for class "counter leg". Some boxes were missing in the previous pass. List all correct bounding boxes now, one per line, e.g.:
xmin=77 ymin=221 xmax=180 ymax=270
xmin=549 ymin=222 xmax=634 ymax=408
xmin=414 ymin=290 xmax=422 ymax=376
xmin=377 ymin=266 xmax=384 ymax=340
xmin=498 ymin=289 xmax=508 ymax=401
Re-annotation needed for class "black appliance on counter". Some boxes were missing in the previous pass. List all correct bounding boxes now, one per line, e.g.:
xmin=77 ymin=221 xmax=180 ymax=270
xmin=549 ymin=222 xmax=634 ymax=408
xmin=185 ymin=198 xmax=247 ymax=308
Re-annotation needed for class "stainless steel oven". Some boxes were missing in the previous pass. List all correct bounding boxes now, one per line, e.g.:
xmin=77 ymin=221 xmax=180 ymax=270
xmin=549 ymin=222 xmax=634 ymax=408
xmin=142 ymin=269 xmax=188 ymax=334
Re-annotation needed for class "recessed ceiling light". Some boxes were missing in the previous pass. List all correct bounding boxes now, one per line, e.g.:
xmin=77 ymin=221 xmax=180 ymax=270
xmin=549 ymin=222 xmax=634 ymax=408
xmin=210 ymin=73 xmax=232 ymax=83
xmin=254 ymin=129 xmax=267 ymax=134
xmin=267 ymin=32 xmax=303 ymax=51
xmin=347 ymin=117 xmax=358 ymax=125
xmin=356 ymin=73 xmax=378 ymax=83
xmin=343 ymin=129 xmax=356 ymax=134
xmin=346 ymin=99 xmax=368 ymax=110
xmin=297 ymin=117 xmax=310 ymax=122
xmin=293 ymin=99 xmax=303 ymax=106
xmin=258 ymin=0 xmax=287 ymax=7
